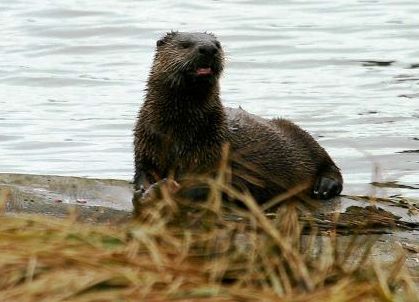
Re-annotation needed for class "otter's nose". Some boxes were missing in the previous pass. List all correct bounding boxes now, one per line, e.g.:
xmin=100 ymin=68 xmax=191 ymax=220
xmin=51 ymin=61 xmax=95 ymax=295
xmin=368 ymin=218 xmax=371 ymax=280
xmin=198 ymin=44 xmax=218 ymax=56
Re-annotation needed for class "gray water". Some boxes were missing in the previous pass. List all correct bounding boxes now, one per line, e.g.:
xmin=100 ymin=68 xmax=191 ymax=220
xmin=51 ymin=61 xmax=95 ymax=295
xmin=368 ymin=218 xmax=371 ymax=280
xmin=1 ymin=0 xmax=418 ymax=198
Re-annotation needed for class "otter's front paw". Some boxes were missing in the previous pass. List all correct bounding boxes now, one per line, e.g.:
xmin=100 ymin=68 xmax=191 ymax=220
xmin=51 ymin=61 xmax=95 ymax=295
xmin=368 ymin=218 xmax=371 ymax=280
xmin=132 ymin=189 xmax=146 ymax=216
xmin=132 ymin=179 xmax=181 ymax=216
xmin=312 ymin=176 xmax=342 ymax=200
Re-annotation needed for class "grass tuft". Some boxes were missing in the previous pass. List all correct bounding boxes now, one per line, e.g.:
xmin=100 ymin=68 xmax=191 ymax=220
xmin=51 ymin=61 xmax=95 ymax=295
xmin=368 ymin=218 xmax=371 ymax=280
xmin=0 ymin=180 xmax=417 ymax=301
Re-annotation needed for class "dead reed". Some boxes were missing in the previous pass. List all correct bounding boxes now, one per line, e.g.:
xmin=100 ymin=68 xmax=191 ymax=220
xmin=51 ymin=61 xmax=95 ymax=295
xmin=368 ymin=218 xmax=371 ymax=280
xmin=0 ymin=180 xmax=416 ymax=302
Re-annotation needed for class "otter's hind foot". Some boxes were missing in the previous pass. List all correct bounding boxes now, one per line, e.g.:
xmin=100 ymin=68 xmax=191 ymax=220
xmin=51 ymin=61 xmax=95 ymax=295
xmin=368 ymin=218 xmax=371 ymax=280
xmin=312 ymin=176 xmax=342 ymax=200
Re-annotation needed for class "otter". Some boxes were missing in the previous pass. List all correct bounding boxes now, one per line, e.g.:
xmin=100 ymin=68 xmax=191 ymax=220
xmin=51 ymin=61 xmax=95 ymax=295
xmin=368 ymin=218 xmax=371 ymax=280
xmin=133 ymin=31 xmax=343 ymax=212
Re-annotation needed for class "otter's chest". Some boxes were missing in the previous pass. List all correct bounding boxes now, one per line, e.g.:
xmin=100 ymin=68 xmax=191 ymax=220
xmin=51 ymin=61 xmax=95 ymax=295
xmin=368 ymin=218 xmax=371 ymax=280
xmin=153 ymin=125 xmax=222 ymax=177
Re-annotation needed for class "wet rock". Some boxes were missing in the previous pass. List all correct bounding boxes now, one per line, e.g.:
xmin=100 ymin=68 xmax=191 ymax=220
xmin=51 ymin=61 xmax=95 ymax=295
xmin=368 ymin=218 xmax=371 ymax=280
xmin=0 ymin=173 xmax=133 ymax=223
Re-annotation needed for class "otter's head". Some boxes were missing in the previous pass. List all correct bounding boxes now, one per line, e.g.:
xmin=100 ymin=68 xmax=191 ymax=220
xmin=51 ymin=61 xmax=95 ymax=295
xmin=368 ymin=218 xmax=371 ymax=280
xmin=150 ymin=31 xmax=224 ymax=89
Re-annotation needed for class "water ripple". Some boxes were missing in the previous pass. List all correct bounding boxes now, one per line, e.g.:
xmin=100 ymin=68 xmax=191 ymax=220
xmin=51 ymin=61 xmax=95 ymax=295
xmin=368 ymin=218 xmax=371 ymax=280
xmin=0 ymin=0 xmax=418 ymax=197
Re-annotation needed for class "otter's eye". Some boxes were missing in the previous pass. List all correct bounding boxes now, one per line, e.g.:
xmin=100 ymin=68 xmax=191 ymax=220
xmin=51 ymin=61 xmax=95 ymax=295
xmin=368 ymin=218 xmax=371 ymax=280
xmin=214 ymin=41 xmax=221 ymax=49
xmin=179 ymin=41 xmax=193 ymax=49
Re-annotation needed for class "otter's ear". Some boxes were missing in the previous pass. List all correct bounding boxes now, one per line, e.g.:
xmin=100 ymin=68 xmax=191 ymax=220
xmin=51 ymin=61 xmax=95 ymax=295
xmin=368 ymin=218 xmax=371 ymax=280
xmin=156 ymin=38 xmax=165 ymax=47
xmin=156 ymin=31 xmax=178 ymax=47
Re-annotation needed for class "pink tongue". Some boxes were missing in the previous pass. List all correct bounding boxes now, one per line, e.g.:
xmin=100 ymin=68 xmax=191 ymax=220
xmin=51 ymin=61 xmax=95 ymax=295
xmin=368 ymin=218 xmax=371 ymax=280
xmin=196 ymin=67 xmax=212 ymax=75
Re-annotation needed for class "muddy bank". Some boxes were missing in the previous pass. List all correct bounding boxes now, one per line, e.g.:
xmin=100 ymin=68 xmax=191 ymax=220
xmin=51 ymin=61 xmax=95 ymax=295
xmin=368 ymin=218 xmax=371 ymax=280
xmin=1 ymin=173 xmax=417 ymax=225
xmin=0 ymin=173 xmax=132 ymax=223
xmin=0 ymin=173 xmax=417 ymax=270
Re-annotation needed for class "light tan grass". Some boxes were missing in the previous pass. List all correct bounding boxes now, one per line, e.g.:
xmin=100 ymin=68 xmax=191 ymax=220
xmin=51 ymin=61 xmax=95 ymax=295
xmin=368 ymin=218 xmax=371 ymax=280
xmin=0 ymin=180 xmax=417 ymax=301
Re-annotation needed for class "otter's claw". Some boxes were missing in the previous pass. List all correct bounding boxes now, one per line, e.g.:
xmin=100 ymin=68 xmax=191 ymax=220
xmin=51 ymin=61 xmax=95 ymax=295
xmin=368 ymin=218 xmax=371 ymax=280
xmin=312 ymin=176 xmax=342 ymax=200
xmin=132 ymin=179 xmax=180 ymax=216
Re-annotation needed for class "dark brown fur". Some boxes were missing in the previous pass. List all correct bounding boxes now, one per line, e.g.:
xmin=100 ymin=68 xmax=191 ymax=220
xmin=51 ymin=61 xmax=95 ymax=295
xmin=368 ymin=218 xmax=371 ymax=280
xmin=226 ymin=108 xmax=342 ymax=201
xmin=133 ymin=31 xmax=343 ymax=209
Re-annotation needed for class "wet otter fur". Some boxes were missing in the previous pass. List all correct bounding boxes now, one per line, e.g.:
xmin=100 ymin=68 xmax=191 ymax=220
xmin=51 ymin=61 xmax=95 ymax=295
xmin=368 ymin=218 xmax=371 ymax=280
xmin=133 ymin=31 xmax=343 ymax=212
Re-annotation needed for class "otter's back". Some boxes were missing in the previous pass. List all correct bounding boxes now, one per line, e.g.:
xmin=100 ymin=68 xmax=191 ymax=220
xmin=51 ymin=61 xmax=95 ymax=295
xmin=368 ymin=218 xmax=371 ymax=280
xmin=225 ymin=107 xmax=319 ymax=191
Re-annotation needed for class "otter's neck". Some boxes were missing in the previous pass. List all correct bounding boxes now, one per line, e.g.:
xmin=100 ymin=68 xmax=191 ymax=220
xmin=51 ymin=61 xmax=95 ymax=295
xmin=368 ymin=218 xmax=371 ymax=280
xmin=145 ymin=81 xmax=225 ymax=129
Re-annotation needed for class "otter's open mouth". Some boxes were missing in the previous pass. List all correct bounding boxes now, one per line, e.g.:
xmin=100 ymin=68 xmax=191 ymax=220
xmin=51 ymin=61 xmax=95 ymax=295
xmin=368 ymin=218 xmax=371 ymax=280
xmin=195 ymin=67 xmax=213 ymax=76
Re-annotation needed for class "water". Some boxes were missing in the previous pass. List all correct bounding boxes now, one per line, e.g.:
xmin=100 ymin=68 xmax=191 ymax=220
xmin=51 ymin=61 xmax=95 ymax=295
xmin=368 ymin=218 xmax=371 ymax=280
xmin=1 ymin=0 xmax=418 ymax=198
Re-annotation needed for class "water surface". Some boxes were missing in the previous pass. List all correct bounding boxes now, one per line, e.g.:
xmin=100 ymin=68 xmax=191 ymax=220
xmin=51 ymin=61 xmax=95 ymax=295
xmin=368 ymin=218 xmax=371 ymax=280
xmin=1 ymin=0 xmax=418 ymax=198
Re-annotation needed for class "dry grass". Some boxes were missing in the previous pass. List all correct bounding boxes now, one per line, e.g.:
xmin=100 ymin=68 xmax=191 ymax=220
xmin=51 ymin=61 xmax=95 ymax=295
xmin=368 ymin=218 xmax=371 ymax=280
xmin=0 ymin=181 xmax=417 ymax=302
